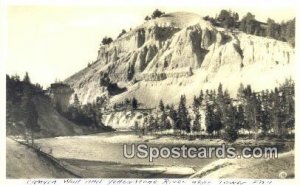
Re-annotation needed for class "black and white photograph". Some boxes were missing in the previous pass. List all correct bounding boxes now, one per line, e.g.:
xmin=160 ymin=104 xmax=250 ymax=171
xmin=0 ymin=0 xmax=298 ymax=184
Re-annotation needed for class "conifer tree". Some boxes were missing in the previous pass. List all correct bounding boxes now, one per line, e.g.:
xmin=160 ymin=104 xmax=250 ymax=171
xmin=205 ymin=102 xmax=214 ymax=136
xmin=148 ymin=115 xmax=158 ymax=132
xmin=254 ymin=93 xmax=263 ymax=140
xmin=21 ymin=84 xmax=40 ymax=145
xmin=73 ymin=93 xmax=80 ymax=108
xmin=243 ymin=92 xmax=262 ymax=141
xmin=177 ymin=95 xmax=190 ymax=133
xmin=168 ymin=105 xmax=178 ymax=130
xmin=199 ymin=90 xmax=204 ymax=107
xmin=215 ymin=84 xmax=227 ymax=135
xmin=159 ymin=99 xmax=165 ymax=112
xmin=281 ymin=79 xmax=295 ymax=133
xmin=23 ymin=72 xmax=31 ymax=84
xmin=192 ymin=96 xmax=201 ymax=133
xmin=132 ymin=97 xmax=138 ymax=109
xmin=217 ymin=83 xmax=224 ymax=102
xmin=271 ymin=88 xmax=281 ymax=136
xmin=237 ymin=83 xmax=245 ymax=101
xmin=223 ymin=104 xmax=238 ymax=142
xmin=261 ymin=90 xmax=271 ymax=135
xmin=192 ymin=114 xmax=201 ymax=133
xmin=243 ymin=85 xmax=253 ymax=135
xmin=236 ymin=104 xmax=245 ymax=133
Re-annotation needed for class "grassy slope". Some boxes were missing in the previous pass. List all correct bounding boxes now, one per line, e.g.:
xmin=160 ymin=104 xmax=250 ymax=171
xmin=6 ymin=138 xmax=75 ymax=178
xmin=33 ymin=95 xmax=85 ymax=137
xmin=7 ymin=94 xmax=107 ymax=138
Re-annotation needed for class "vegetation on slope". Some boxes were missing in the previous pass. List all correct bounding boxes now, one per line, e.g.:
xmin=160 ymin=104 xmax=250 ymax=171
xmin=204 ymin=9 xmax=295 ymax=46
xmin=6 ymin=73 xmax=112 ymax=141
xmin=6 ymin=138 xmax=76 ymax=178
xmin=133 ymin=79 xmax=294 ymax=143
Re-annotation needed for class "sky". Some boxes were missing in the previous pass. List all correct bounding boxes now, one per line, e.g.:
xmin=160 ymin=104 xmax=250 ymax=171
xmin=5 ymin=0 xmax=296 ymax=88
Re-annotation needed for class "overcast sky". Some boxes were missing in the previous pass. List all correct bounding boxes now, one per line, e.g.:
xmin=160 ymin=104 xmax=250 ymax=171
xmin=6 ymin=0 xmax=296 ymax=87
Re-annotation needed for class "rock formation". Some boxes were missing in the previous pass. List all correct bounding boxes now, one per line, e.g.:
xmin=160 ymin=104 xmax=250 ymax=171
xmin=64 ymin=12 xmax=295 ymax=107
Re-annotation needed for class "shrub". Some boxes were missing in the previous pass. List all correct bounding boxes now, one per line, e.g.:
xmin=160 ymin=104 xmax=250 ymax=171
xmin=101 ymin=37 xmax=113 ymax=45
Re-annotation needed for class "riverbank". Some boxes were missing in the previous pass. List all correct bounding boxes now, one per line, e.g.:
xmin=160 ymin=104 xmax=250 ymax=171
xmin=8 ymin=131 xmax=294 ymax=178
xmin=190 ymin=150 xmax=294 ymax=178
xmin=6 ymin=138 xmax=76 ymax=178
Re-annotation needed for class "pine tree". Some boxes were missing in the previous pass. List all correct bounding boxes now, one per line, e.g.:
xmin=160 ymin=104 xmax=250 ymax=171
xmin=23 ymin=72 xmax=31 ymax=84
xmin=217 ymin=9 xmax=236 ymax=29
xmin=192 ymin=114 xmax=201 ymax=133
xmin=243 ymin=92 xmax=262 ymax=141
xmin=117 ymin=29 xmax=127 ymax=38
xmin=151 ymin=9 xmax=165 ymax=19
xmin=204 ymin=89 xmax=210 ymax=103
xmin=266 ymin=18 xmax=278 ymax=39
xmin=168 ymin=105 xmax=178 ymax=130
xmin=239 ymin=13 xmax=255 ymax=34
xmin=101 ymin=37 xmax=113 ymax=45
xmin=254 ymin=93 xmax=263 ymax=140
xmin=236 ymin=84 xmax=250 ymax=134
xmin=261 ymin=90 xmax=271 ymax=135
xmin=281 ymin=79 xmax=295 ymax=134
xmin=88 ymin=102 xmax=104 ymax=130
xmin=177 ymin=95 xmax=190 ymax=134
xmin=165 ymin=104 xmax=170 ymax=110
xmin=144 ymin=15 xmax=151 ymax=21
xmin=215 ymin=84 xmax=227 ymax=135
xmin=223 ymin=103 xmax=238 ymax=142
xmin=217 ymin=84 xmax=224 ymax=101
xmin=285 ymin=18 xmax=295 ymax=46
xmin=205 ymin=102 xmax=214 ymax=136
xmin=213 ymin=103 xmax=223 ymax=136
xmin=159 ymin=99 xmax=165 ymax=112
xmin=236 ymin=104 xmax=245 ymax=133
xmin=132 ymin=97 xmax=138 ymax=109
xmin=73 ymin=93 xmax=80 ymax=107
xmin=95 ymin=102 xmax=103 ymax=129
xmin=237 ymin=83 xmax=245 ymax=101
xmin=21 ymin=85 xmax=40 ymax=145
xmin=199 ymin=90 xmax=204 ymax=107
xmin=159 ymin=111 xmax=169 ymax=131
xmin=192 ymin=96 xmax=201 ymax=133
xmin=148 ymin=115 xmax=158 ymax=132
xmin=158 ymin=100 xmax=171 ymax=131
xmin=271 ymin=88 xmax=281 ymax=136
xmin=243 ymin=85 xmax=254 ymax=135
xmin=204 ymin=89 xmax=222 ymax=136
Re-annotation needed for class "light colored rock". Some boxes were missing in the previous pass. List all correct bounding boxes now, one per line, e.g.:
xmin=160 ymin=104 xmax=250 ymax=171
xmin=64 ymin=12 xmax=294 ymax=108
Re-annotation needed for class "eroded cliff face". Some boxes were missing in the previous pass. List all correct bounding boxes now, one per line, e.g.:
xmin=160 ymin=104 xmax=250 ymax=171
xmin=64 ymin=12 xmax=295 ymax=106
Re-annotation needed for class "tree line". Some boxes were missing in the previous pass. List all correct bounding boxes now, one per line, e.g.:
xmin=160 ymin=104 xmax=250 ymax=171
xmin=61 ymin=94 xmax=113 ymax=131
xmin=7 ymin=73 xmax=114 ymax=143
xmin=6 ymin=73 xmax=42 ymax=145
xmin=140 ymin=79 xmax=294 ymax=142
xmin=99 ymin=9 xmax=295 ymax=49
xmin=204 ymin=9 xmax=295 ymax=47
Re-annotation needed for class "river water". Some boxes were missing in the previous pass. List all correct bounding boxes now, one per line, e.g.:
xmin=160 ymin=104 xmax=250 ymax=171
xmin=35 ymin=131 xmax=289 ymax=178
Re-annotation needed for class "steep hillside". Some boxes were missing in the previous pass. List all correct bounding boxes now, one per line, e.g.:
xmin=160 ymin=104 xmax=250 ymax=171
xmin=65 ymin=12 xmax=295 ymax=107
xmin=6 ymin=94 xmax=87 ymax=138
xmin=6 ymin=138 xmax=75 ymax=178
